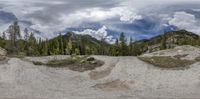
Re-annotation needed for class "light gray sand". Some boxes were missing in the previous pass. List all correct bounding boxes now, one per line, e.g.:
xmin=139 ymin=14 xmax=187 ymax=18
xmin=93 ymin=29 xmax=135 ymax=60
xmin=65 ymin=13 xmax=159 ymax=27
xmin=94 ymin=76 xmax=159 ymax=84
xmin=0 ymin=46 xmax=200 ymax=99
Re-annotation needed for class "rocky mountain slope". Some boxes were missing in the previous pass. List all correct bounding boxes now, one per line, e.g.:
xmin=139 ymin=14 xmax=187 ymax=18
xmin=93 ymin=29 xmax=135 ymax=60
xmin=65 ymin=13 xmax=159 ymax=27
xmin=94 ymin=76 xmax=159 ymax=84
xmin=131 ymin=30 xmax=200 ymax=55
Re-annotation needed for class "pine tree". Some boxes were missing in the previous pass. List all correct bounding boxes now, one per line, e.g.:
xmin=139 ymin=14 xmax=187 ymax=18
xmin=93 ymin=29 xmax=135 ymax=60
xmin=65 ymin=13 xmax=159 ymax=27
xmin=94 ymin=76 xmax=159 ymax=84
xmin=28 ymin=32 xmax=38 ymax=56
xmin=119 ymin=32 xmax=128 ymax=56
xmin=66 ymin=39 xmax=73 ymax=55
xmin=24 ymin=28 xmax=29 ymax=41
xmin=114 ymin=38 xmax=119 ymax=56
xmin=53 ymin=39 xmax=60 ymax=55
xmin=75 ymin=48 xmax=80 ymax=55
xmin=85 ymin=45 xmax=91 ymax=55
xmin=59 ymin=33 xmax=64 ymax=54
xmin=8 ymin=21 xmax=21 ymax=54
xmin=2 ymin=32 xmax=6 ymax=40
xmin=129 ymin=37 xmax=133 ymax=55
xmin=100 ymin=38 xmax=106 ymax=55
xmin=80 ymin=38 xmax=86 ymax=55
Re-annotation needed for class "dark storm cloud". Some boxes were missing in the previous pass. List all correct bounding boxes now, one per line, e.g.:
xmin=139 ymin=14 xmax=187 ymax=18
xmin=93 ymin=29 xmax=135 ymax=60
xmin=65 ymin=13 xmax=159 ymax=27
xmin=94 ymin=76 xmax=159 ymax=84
xmin=24 ymin=0 xmax=122 ymax=24
xmin=1 ymin=0 xmax=200 ymax=41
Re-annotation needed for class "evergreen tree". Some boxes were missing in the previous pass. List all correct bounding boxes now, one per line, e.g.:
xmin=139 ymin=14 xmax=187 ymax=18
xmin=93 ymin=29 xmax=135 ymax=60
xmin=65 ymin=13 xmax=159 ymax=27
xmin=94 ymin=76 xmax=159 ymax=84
xmin=80 ymin=38 xmax=86 ymax=55
xmin=66 ymin=39 xmax=73 ymax=55
xmin=53 ymin=39 xmax=60 ymax=55
xmin=129 ymin=37 xmax=133 ymax=55
xmin=59 ymin=33 xmax=64 ymax=54
xmin=75 ymin=48 xmax=80 ymax=55
xmin=42 ymin=40 xmax=49 ymax=56
xmin=100 ymin=38 xmax=106 ymax=55
xmin=119 ymin=32 xmax=128 ymax=56
xmin=28 ymin=32 xmax=39 ymax=56
xmin=8 ymin=21 xmax=21 ymax=54
xmin=2 ymin=32 xmax=6 ymax=40
xmin=24 ymin=28 xmax=29 ymax=41
xmin=115 ymin=38 xmax=120 ymax=56
xmin=161 ymin=35 xmax=167 ymax=49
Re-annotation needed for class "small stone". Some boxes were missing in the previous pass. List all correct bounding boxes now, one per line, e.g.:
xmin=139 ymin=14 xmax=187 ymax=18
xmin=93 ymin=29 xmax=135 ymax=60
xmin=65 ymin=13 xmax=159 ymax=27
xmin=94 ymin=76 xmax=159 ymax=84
xmin=80 ymin=60 xmax=86 ymax=63
xmin=90 ymin=61 xmax=97 ymax=64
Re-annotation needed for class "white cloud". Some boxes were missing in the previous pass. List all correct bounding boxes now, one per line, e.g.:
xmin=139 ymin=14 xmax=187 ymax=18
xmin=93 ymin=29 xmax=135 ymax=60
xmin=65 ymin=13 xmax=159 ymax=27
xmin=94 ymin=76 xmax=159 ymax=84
xmin=111 ymin=7 xmax=142 ymax=23
xmin=168 ymin=11 xmax=200 ymax=35
xmin=192 ymin=9 xmax=200 ymax=12
xmin=60 ymin=7 xmax=142 ymax=25
xmin=1 ymin=1 xmax=143 ymax=39
xmin=169 ymin=12 xmax=196 ymax=28
xmin=73 ymin=26 xmax=115 ymax=43
xmin=1 ymin=0 xmax=200 ymax=41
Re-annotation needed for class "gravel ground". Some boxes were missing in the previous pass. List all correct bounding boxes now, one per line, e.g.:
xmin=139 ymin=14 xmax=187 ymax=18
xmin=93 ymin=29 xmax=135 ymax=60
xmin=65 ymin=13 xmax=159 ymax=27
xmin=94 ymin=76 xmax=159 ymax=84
xmin=0 ymin=46 xmax=200 ymax=99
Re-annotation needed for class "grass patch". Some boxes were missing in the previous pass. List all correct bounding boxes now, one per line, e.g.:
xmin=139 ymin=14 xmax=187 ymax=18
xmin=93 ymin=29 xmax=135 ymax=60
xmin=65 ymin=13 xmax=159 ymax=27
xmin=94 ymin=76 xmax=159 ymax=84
xmin=32 ymin=61 xmax=45 ymax=65
xmin=46 ymin=58 xmax=76 ymax=66
xmin=174 ymin=54 xmax=188 ymax=59
xmin=138 ymin=56 xmax=195 ymax=69
xmin=195 ymin=56 xmax=200 ymax=62
xmin=32 ymin=56 xmax=104 ymax=72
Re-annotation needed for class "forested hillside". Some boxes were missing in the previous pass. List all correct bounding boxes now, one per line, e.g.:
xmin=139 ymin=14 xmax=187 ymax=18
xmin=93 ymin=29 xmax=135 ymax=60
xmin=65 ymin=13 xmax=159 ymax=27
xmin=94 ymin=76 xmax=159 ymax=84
xmin=0 ymin=21 xmax=200 ymax=56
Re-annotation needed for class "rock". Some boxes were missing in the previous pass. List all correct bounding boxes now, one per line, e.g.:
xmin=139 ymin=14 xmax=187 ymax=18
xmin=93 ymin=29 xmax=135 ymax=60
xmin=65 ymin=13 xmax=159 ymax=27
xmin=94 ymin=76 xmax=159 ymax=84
xmin=0 ymin=47 xmax=7 ymax=56
xmin=87 ymin=57 xmax=95 ymax=61
xmin=90 ymin=61 xmax=97 ymax=64
xmin=80 ymin=59 xmax=86 ymax=63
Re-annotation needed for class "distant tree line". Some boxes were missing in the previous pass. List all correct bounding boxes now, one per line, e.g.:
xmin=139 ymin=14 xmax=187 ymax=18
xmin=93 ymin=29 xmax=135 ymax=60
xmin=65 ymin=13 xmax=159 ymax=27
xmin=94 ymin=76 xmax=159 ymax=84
xmin=0 ymin=21 xmax=200 ymax=56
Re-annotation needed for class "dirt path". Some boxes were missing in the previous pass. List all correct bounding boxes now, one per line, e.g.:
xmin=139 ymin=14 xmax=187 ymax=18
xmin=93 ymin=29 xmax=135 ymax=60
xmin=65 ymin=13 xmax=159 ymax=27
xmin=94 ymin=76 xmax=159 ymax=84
xmin=92 ymin=79 xmax=132 ymax=91
xmin=89 ymin=59 xmax=119 ymax=80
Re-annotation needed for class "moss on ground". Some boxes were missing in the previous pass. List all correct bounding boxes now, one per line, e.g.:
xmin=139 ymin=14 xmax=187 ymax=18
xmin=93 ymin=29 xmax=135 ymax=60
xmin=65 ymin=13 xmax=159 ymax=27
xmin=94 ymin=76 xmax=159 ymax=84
xmin=138 ymin=56 xmax=195 ymax=69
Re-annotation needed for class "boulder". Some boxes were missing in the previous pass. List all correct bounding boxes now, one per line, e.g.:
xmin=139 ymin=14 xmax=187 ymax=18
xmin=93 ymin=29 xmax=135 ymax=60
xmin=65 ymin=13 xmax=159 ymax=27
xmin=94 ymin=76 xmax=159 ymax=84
xmin=0 ymin=47 xmax=7 ymax=56
xmin=86 ymin=57 xmax=95 ymax=61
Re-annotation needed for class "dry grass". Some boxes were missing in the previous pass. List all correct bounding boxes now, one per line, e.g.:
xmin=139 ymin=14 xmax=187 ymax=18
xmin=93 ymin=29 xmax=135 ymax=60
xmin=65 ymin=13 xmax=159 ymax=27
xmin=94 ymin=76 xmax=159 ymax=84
xmin=138 ymin=56 xmax=195 ymax=69
xmin=32 ymin=61 xmax=45 ymax=65
xmin=46 ymin=58 xmax=75 ymax=66
xmin=173 ymin=54 xmax=188 ymax=59
xmin=32 ymin=56 xmax=104 ymax=72
xmin=195 ymin=56 xmax=200 ymax=62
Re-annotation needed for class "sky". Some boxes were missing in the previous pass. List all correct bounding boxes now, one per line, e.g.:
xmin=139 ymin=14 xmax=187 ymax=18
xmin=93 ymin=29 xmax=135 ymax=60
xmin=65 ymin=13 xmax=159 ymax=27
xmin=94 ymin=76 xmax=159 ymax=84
xmin=0 ymin=0 xmax=200 ymax=43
